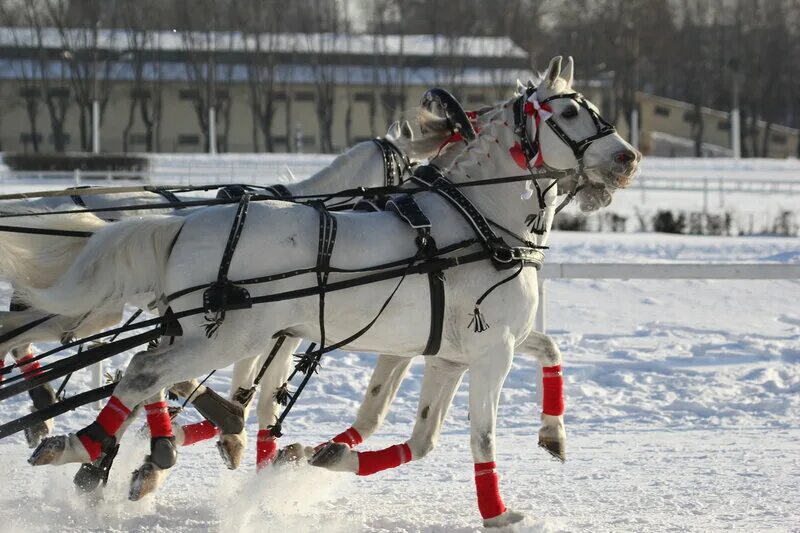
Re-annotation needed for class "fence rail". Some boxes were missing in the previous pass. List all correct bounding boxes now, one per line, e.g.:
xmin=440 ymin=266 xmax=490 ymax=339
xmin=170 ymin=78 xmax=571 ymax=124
xmin=534 ymin=262 xmax=800 ymax=333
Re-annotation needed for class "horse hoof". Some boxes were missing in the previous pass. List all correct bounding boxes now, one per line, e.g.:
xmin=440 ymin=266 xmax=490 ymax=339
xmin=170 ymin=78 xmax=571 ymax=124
xmin=483 ymin=509 xmax=526 ymax=528
xmin=538 ymin=437 xmax=566 ymax=462
xmin=24 ymin=420 xmax=53 ymax=449
xmin=217 ymin=433 xmax=245 ymax=470
xmin=74 ymin=462 xmax=106 ymax=493
xmin=309 ymin=442 xmax=357 ymax=473
xmin=29 ymin=435 xmax=66 ymax=466
xmin=274 ymin=443 xmax=311 ymax=466
xmin=129 ymin=459 xmax=166 ymax=501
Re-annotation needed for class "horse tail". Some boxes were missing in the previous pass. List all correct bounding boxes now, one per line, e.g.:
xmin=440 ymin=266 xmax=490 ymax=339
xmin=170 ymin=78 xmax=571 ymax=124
xmin=18 ymin=215 xmax=185 ymax=318
xmin=0 ymin=206 xmax=108 ymax=289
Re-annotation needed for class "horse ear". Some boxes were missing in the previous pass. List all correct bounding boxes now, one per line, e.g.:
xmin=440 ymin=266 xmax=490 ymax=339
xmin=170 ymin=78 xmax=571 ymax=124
xmin=401 ymin=120 xmax=414 ymax=140
xmin=562 ymin=56 xmax=574 ymax=86
xmin=546 ymin=56 xmax=562 ymax=86
xmin=386 ymin=121 xmax=402 ymax=140
xmin=516 ymin=79 xmax=526 ymax=94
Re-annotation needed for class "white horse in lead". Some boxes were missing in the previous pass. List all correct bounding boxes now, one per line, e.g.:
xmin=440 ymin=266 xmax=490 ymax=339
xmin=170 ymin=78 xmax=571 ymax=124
xmin=20 ymin=57 xmax=638 ymax=526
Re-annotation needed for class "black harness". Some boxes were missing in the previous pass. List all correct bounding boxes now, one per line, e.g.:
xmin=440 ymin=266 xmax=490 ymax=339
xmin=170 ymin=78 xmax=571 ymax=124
xmin=372 ymin=138 xmax=413 ymax=187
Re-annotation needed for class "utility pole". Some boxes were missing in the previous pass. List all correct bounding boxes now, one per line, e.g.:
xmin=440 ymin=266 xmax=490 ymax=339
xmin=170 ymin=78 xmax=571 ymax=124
xmin=208 ymin=25 xmax=217 ymax=155
xmin=92 ymin=22 xmax=100 ymax=154
xmin=729 ymin=58 xmax=741 ymax=160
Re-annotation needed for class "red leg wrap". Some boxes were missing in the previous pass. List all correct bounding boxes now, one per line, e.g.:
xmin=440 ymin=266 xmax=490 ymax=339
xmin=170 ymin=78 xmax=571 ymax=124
xmin=356 ymin=443 xmax=411 ymax=476
xmin=256 ymin=429 xmax=278 ymax=470
xmin=541 ymin=364 xmax=564 ymax=416
xmin=0 ymin=358 xmax=5 ymax=383
xmin=145 ymin=401 xmax=174 ymax=438
xmin=331 ymin=427 xmax=363 ymax=448
xmin=79 ymin=395 xmax=131 ymax=460
xmin=18 ymin=353 xmax=43 ymax=380
xmin=474 ymin=462 xmax=506 ymax=519
xmin=181 ymin=420 xmax=219 ymax=446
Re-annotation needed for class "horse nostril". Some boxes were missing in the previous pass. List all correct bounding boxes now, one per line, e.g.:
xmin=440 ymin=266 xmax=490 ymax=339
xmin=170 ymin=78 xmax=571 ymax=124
xmin=614 ymin=150 xmax=636 ymax=164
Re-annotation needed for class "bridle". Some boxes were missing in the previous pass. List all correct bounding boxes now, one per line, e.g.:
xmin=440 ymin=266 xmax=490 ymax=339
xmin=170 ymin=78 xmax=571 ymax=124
xmin=511 ymin=86 xmax=618 ymax=230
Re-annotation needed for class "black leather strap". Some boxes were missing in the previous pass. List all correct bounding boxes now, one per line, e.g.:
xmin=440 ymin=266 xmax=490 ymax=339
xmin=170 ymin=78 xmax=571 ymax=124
xmin=264 ymin=184 xmax=292 ymax=198
xmin=147 ymin=186 xmax=182 ymax=206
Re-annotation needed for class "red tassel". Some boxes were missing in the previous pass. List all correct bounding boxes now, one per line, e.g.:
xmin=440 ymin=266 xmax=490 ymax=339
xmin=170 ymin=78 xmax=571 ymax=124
xmin=181 ymin=420 xmax=219 ymax=446
xmin=331 ymin=427 xmax=363 ymax=448
xmin=357 ymin=443 xmax=412 ymax=476
xmin=17 ymin=353 xmax=43 ymax=380
xmin=145 ymin=401 xmax=174 ymax=438
xmin=474 ymin=462 xmax=506 ymax=519
xmin=256 ymin=429 xmax=278 ymax=469
xmin=542 ymin=365 xmax=564 ymax=416
xmin=79 ymin=395 xmax=131 ymax=460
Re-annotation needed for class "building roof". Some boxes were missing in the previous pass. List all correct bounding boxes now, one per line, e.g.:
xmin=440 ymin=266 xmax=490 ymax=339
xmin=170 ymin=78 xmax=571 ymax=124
xmin=0 ymin=27 xmax=528 ymax=60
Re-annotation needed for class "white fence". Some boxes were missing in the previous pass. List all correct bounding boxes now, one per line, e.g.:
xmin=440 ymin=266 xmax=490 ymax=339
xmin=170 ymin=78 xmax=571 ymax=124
xmin=534 ymin=262 xmax=800 ymax=333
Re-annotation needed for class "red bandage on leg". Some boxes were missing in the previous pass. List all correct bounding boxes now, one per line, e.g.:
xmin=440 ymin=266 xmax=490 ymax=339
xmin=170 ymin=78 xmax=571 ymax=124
xmin=79 ymin=395 xmax=131 ymax=460
xmin=18 ymin=353 xmax=43 ymax=380
xmin=331 ymin=427 xmax=363 ymax=448
xmin=541 ymin=364 xmax=564 ymax=416
xmin=474 ymin=462 xmax=506 ymax=519
xmin=145 ymin=401 xmax=174 ymax=438
xmin=181 ymin=420 xmax=219 ymax=446
xmin=256 ymin=429 xmax=278 ymax=470
xmin=356 ymin=443 xmax=411 ymax=476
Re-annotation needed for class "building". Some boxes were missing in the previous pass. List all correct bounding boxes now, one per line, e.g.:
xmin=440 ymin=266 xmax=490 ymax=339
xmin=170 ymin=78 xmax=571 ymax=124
xmin=636 ymin=92 xmax=799 ymax=158
xmin=0 ymin=28 xmax=536 ymax=155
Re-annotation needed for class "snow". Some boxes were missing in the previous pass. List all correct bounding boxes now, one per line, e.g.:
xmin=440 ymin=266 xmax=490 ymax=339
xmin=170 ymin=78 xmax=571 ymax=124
xmin=0 ymin=158 xmax=799 ymax=530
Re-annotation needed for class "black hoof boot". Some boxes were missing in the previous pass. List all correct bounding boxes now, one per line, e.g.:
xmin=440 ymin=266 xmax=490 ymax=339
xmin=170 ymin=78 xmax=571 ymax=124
xmin=309 ymin=442 xmax=348 ymax=468
xmin=538 ymin=437 xmax=566 ymax=462
xmin=149 ymin=436 xmax=177 ymax=469
xmin=73 ymin=444 xmax=120 ymax=493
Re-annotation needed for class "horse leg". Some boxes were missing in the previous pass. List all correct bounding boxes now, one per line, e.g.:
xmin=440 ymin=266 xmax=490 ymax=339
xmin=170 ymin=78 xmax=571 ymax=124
xmin=73 ymin=404 xmax=143 ymax=493
xmin=216 ymin=354 xmax=263 ymax=470
xmin=520 ymin=331 xmax=566 ymax=461
xmin=310 ymin=357 xmax=464 ymax=475
xmin=129 ymin=388 xmax=177 ymax=501
xmin=325 ymin=354 xmax=413 ymax=449
xmin=468 ymin=345 xmax=524 ymax=527
xmin=1 ymin=308 xmax=64 ymax=447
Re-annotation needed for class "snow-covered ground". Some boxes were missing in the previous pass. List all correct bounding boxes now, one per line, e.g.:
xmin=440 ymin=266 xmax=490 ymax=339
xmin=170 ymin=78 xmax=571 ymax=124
xmin=0 ymin=229 xmax=797 ymax=532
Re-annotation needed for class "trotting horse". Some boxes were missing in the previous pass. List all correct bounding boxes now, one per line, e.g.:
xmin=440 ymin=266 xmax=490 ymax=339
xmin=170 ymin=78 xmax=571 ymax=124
xmin=19 ymin=56 xmax=639 ymax=526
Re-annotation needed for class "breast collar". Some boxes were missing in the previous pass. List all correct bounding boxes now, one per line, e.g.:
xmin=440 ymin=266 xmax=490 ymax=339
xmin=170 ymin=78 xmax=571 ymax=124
xmin=409 ymin=165 xmax=545 ymax=271
xmin=372 ymin=137 xmax=415 ymax=187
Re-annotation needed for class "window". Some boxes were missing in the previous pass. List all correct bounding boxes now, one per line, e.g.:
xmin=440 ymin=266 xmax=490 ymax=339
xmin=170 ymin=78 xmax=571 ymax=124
xmin=178 ymin=134 xmax=200 ymax=146
xmin=354 ymin=92 xmax=374 ymax=103
xmin=295 ymin=91 xmax=315 ymax=102
xmin=46 ymin=87 xmax=70 ymax=99
xmin=179 ymin=89 xmax=199 ymax=101
xmin=18 ymin=87 xmax=41 ymax=99
xmin=48 ymin=133 xmax=70 ymax=145
xmin=771 ymin=134 xmax=787 ymax=145
xmin=130 ymin=133 xmax=148 ymax=145
xmin=215 ymin=89 xmax=230 ymax=101
xmin=297 ymin=135 xmax=316 ymax=148
xmin=717 ymin=120 xmax=730 ymax=131
xmin=20 ymin=133 xmax=42 ymax=144
xmin=466 ymin=93 xmax=484 ymax=104
xmin=131 ymin=88 xmax=151 ymax=99
xmin=353 ymin=136 xmax=373 ymax=143
xmin=654 ymin=105 xmax=670 ymax=117
xmin=381 ymin=93 xmax=402 ymax=110
xmin=683 ymin=110 xmax=697 ymax=122
xmin=273 ymin=91 xmax=287 ymax=101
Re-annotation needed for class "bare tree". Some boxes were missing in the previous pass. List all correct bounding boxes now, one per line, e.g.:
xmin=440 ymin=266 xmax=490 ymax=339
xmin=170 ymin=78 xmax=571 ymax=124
xmin=0 ymin=6 xmax=42 ymax=152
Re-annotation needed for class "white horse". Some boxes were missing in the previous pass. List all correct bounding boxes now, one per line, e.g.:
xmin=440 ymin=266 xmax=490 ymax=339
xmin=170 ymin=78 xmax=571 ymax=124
xmin=18 ymin=56 xmax=639 ymax=526
xmin=0 ymin=121 xmax=418 ymax=444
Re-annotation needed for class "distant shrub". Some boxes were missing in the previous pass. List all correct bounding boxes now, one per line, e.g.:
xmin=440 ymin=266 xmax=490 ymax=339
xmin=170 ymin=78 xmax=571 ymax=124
xmin=653 ymin=210 xmax=685 ymax=233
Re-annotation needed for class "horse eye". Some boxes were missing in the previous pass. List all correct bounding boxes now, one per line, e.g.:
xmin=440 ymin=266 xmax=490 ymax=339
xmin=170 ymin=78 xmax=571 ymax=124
xmin=562 ymin=106 xmax=579 ymax=119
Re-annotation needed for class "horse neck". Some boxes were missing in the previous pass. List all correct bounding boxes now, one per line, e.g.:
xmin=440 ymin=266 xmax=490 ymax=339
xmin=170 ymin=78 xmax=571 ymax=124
xmin=443 ymin=103 xmax=551 ymax=243
xmin=288 ymin=141 xmax=383 ymax=196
